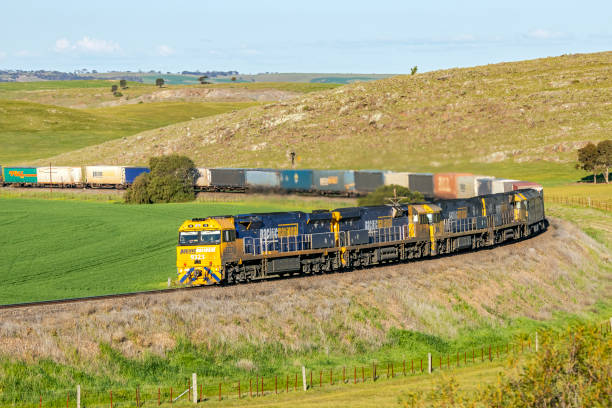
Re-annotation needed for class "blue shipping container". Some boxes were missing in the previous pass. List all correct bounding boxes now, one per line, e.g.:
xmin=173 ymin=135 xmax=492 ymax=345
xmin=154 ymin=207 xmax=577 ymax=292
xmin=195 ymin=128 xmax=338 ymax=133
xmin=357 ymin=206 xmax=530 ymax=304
xmin=245 ymin=169 xmax=280 ymax=188
xmin=124 ymin=167 xmax=150 ymax=184
xmin=280 ymin=170 xmax=313 ymax=191
xmin=312 ymin=170 xmax=355 ymax=193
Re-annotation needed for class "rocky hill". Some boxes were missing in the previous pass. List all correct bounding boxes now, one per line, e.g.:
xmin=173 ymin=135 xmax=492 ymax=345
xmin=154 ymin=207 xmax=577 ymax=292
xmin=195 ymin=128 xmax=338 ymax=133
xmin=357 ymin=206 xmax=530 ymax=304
xmin=39 ymin=52 xmax=612 ymax=184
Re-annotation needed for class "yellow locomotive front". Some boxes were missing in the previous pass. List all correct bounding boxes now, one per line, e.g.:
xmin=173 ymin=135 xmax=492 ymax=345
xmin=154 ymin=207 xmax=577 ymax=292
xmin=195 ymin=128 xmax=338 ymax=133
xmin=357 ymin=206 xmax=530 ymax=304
xmin=176 ymin=217 xmax=236 ymax=285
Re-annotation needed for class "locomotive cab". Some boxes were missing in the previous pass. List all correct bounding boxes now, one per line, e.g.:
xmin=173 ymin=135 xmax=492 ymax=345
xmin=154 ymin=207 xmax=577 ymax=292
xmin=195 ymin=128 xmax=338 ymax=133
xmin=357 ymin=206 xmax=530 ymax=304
xmin=176 ymin=217 xmax=237 ymax=285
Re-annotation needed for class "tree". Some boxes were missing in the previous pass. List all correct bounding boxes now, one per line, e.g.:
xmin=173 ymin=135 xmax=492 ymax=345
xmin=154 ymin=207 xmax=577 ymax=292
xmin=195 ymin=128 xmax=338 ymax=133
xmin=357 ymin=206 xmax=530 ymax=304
xmin=410 ymin=66 xmax=418 ymax=75
xmin=155 ymin=78 xmax=165 ymax=88
xmin=231 ymin=76 xmax=236 ymax=82
xmin=198 ymin=75 xmax=208 ymax=84
xmin=357 ymin=185 xmax=424 ymax=206
xmin=125 ymin=154 xmax=197 ymax=204
xmin=119 ymin=79 xmax=127 ymax=89
xmin=111 ymin=84 xmax=118 ymax=93
xmin=597 ymin=140 xmax=612 ymax=184
xmin=576 ymin=142 xmax=600 ymax=184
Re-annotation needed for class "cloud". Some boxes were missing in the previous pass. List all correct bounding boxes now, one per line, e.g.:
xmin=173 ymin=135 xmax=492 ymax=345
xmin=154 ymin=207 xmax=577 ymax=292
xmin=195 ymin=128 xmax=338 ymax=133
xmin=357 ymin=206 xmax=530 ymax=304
xmin=525 ymin=29 xmax=564 ymax=40
xmin=15 ymin=50 xmax=34 ymax=57
xmin=53 ymin=37 xmax=121 ymax=53
xmin=54 ymin=38 xmax=72 ymax=52
xmin=156 ymin=45 xmax=175 ymax=57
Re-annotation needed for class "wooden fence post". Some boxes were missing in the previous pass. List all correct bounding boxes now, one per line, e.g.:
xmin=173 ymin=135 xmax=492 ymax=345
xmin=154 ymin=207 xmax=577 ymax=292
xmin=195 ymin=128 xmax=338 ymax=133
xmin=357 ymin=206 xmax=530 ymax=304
xmin=77 ymin=385 xmax=81 ymax=408
xmin=110 ymin=390 xmax=113 ymax=408
xmin=218 ymin=383 xmax=221 ymax=401
xmin=428 ymin=353 xmax=432 ymax=374
xmin=535 ymin=332 xmax=539 ymax=352
xmin=238 ymin=380 xmax=241 ymax=399
xmin=193 ymin=373 xmax=198 ymax=404
xmin=302 ymin=366 xmax=307 ymax=391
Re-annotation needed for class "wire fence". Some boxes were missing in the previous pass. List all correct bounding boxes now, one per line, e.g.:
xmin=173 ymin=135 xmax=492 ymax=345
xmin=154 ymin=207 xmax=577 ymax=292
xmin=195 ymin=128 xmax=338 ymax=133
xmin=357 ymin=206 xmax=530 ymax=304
xmin=5 ymin=320 xmax=611 ymax=407
xmin=546 ymin=195 xmax=612 ymax=212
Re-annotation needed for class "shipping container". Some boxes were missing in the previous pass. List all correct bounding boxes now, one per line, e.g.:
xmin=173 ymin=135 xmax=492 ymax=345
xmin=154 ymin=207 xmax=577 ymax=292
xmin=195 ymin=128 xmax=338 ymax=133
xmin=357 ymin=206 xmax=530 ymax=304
xmin=195 ymin=168 xmax=211 ymax=187
xmin=245 ymin=169 xmax=281 ymax=189
xmin=85 ymin=166 xmax=124 ymax=186
xmin=491 ymin=179 xmax=518 ymax=194
xmin=354 ymin=171 xmax=385 ymax=193
xmin=434 ymin=173 xmax=476 ymax=199
xmin=209 ymin=168 xmax=245 ymax=188
xmin=383 ymin=172 xmax=411 ymax=188
xmin=2 ymin=167 xmax=38 ymax=184
xmin=280 ymin=169 xmax=313 ymax=191
xmin=512 ymin=181 xmax=543 ymax=193
xmin=312 ymin=170 xmax=355 ymax=193
xmin=408 ymin=173 xmax=434 ymax=197
xmin=474 ymin=176 xmax=494 ymax=196
xmin=36 ymin=166 xmax=82 ymax=185
xmin=124 ymin=167 xmax=150 ymax=184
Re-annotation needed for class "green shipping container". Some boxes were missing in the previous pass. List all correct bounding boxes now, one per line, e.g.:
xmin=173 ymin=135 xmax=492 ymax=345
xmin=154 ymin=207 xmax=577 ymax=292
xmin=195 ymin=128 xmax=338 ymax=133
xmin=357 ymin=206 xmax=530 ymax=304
xmin=3 ymin=167 xmax=38 ymax=183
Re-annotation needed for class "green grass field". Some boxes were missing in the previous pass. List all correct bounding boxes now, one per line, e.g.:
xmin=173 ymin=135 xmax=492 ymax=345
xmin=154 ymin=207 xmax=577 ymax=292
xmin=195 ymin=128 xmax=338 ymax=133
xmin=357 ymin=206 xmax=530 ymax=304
xmin=0 ymin=80 xmax=145 ymax=91
xmin=0 ymin=196 xmax=351 ymax=304
xmin=0 ymin=100 xmax=257 ymax=163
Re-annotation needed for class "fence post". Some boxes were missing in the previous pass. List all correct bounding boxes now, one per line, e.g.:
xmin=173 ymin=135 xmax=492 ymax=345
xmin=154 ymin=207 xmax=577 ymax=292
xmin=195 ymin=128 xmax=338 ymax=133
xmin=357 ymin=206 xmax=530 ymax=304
xmin=275 ymin=376 xmax=278 ymax=394
xmin=302 ymin=366 xmax=307 ymax=391
xmin=168 ymin=277 xmax=171 ymax=287
xmin=77 ymin=385 xmax=81 ymax=408
xmin=238 ymin=380 xmax=241 ymax=399
xmin=170 ymin=387 xmax=172 ymax=406
xmin=158 ymin=388 xmax=161 ymax=406
xmin=373 ymin=363 xmax=376 ymax=381
xmin=193 ymin=373 xmax=198 ymax=404
xmin=218 ymin=383 xmax=221 ymax=401
xmin=428 ymin=353 xmax=432 ymax=374
xmin=610 ymin=317 xmax=612 ymax=333
xmin=110 ymin=390 xmax=113 ymax=408
xmin=535 ymin=332 xmax=539 ymax=352
xmin=250 ymin=379 xmax=252 ymax=398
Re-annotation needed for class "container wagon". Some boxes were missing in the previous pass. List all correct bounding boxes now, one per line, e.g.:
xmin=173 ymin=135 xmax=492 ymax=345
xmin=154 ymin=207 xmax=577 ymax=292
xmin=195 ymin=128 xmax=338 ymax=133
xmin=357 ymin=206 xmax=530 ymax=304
xmin=384 ymin=172 xmax=411 ymax=188
xmin=312 ymin=170 xmax=356 ymax=195
xmin=2 ymin=167 xmax=38 ymax=186
xmin=245 ymin=169 xmax=281 ymax=192
xmin=209 ymin=168 xmax=246 ymax=192
xmin=280 ymin=169 xmax=313 ymax=193
xmin=36 ymin=166 xmax=83 ymax=187
xmin=354 ymin=171 xmax=385 ymax=193
xmin=408 ymin=173 xmax=434 ymax=198
xmin=434 ymin=173 xmax=476 ymax=199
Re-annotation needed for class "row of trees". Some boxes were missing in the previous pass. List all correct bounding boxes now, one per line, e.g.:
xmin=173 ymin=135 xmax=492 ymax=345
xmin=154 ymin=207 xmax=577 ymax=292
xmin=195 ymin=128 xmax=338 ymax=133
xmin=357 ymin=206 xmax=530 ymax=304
xmin=577 ymin=140 xmax=612 ymax=183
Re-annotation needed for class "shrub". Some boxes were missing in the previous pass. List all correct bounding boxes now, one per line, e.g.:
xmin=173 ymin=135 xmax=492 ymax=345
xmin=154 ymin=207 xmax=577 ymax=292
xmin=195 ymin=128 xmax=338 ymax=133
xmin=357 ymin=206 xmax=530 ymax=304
xmin=125 ymin=154 xmax=197 ymax=204
xmin=357 ymin=185 xmax=424 ymax=206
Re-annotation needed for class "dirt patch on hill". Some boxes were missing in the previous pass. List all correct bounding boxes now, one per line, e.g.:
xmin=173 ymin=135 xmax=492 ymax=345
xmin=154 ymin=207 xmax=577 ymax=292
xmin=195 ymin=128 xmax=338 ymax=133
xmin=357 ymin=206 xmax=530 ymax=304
xmin=96 ymin=87 xmax=298 ymax=108
xmin=0 ymin=217 xmax=609 ymax=363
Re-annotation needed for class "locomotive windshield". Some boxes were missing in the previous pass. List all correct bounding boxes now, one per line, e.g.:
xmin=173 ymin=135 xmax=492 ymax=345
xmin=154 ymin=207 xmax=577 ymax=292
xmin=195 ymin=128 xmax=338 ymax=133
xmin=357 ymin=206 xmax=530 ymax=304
xmin=179 ymin=230 xmax=222 ymax=245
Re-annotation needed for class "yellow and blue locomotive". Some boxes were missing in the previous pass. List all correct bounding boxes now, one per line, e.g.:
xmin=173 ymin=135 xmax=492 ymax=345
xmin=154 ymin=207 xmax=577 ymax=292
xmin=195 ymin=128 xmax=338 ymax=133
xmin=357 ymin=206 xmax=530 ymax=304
xmin=176 ymin=189 xmax=546 ymax=285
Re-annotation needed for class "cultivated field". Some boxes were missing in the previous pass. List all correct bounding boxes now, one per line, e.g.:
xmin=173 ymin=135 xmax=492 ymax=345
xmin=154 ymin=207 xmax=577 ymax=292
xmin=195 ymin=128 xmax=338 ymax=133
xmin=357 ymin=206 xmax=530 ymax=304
xmin=39 ymin=52 xmax=612 ymax=186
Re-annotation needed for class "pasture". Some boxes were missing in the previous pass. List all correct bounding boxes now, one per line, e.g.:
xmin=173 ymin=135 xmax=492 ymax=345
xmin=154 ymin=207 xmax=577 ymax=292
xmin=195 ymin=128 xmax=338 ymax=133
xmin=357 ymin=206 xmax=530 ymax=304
xmin=0 ymin=100 xmax=257 ymax=163
xmin=0 ymin=196 xmax=350 ymax=304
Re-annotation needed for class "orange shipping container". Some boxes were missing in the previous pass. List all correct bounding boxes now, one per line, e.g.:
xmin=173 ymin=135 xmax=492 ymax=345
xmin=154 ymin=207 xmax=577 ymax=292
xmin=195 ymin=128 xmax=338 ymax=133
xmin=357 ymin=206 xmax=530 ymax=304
xmin=434 ymin=173 xmax=475 ymax=199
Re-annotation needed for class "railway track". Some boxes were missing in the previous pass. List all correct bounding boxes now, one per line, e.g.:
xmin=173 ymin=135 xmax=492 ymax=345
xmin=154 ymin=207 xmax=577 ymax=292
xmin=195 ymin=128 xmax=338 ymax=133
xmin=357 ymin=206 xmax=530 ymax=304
xmin=0 ymin=285 xmax=210 ymax=310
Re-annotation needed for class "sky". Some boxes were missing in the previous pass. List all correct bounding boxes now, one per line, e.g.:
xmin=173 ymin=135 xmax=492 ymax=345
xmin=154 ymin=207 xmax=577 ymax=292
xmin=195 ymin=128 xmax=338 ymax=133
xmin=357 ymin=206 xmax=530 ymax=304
xmin=0 ymin=0 xmax=610 ymax=74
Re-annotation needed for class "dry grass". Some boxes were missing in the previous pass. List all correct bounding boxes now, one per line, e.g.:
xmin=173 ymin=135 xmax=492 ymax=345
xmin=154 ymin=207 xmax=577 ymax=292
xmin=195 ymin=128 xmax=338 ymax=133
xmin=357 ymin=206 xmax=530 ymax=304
xmin=0 ymin=216 xmax=608 ymax=366
xmin=37 ymin=52 xmax=612 ymax=185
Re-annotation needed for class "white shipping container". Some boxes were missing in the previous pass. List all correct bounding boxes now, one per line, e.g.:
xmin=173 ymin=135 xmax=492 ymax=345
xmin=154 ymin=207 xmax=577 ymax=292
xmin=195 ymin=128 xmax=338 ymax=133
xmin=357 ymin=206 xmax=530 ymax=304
xmin=85 ymin=166 xmax=125 ymax=185
xmin=491 ymin=179 xmax=518 ymax=194
xmin=456 ymin=175 xmax=476 ymax=198
xmin=36 ymin=167 xmax=82 ymax=184
xmin=195 ymin=168 xmax=211 ymax=187
xmin=383 ymin=172 xmax=411 ymax=188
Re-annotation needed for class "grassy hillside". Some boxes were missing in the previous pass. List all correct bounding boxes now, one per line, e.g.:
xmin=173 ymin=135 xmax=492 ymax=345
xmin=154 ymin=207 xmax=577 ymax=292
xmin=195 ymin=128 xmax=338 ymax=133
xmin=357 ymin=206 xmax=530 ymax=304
xmin=0 ymin=100 xmax=257 ymax=163
xmin=0 ymin=200 xmax=609 ymax=406
xmin=42 ymin=52 xmax=612 ymax=186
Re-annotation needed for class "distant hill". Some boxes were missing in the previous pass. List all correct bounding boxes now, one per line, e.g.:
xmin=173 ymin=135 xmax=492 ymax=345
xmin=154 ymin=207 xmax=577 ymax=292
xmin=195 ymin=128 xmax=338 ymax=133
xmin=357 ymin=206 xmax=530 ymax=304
xmin=40 ymin=52 xmax=612 ymax=186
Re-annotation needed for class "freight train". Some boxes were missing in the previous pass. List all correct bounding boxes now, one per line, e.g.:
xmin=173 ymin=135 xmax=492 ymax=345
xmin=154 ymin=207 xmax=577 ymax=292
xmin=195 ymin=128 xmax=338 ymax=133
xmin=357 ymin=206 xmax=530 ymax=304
xmin=0 ymin=165 xmax=542 ymax=199
xmin=176 ymin=189 xmax=547 ymax=285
